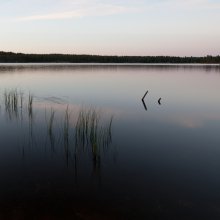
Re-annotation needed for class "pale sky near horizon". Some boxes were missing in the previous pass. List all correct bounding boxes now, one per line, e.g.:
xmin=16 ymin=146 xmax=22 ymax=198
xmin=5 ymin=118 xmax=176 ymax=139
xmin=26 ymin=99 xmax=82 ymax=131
xmin=0 ymin=0 xmax=220 ymax=56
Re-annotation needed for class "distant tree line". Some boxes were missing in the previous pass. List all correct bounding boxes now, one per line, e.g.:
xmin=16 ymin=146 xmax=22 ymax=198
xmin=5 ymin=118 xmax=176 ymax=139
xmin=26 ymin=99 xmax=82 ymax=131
xmin=0 ymin=51 xmax=220 ymax=63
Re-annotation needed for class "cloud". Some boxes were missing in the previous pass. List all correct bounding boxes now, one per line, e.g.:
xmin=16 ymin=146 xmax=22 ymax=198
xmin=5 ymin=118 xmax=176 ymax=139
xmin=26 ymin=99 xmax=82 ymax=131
xmin=162 ymin=0 xmax=220 ymax=10
xmin=16 ymin=4 xmax=131 ymax=21
xmin=13 ymin=0 xmax=220 ymax=22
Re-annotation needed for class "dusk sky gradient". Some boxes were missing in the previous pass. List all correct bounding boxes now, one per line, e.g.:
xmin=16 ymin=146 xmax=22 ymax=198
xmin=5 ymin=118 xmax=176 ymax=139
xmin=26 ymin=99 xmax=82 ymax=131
xmin=0 ymin=0 xmax=220 ymax=56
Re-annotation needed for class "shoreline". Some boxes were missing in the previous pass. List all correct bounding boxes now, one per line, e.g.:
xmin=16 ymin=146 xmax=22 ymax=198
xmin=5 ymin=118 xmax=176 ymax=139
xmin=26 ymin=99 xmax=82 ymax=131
xmin=0 ymin=63 xmax=220 ymax=66
xmin=1 ymin=52 xmax=220 ymax=64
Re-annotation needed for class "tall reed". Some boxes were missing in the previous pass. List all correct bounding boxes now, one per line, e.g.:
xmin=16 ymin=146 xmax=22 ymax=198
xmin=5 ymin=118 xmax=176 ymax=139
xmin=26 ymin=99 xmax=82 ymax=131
xmin=63 ymin=106 xmax=71 ymax=165
xmin=28 ymin=93 xmax=33 ymax=118
xmin=64 ymin=105 xmax=70 ymax=143
xmin=74 ymin=108 xmax=113 ymax=157
xmin=4 ymin=89 xmax=20 ymax=119
xmin=2 ymin=89 xmax=114 ymax=170
xmin=20 ymin=91 xmax=24 ymax=109
xmin=48 ymin=108 xmax=55 ymax=136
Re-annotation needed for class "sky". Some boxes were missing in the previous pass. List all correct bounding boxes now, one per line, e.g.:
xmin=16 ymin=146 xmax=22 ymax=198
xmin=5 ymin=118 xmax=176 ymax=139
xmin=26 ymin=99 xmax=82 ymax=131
xmin=0 ymin=0 xmax=220 ymax=56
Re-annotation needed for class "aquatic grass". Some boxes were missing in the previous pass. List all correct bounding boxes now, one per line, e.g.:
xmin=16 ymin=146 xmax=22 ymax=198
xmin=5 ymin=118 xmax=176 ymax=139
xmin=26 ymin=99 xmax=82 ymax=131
xmin=107 ymin=115 xmax=113 ymax=144
xmin=28 ymin=93 xmax=33 ymax=117
xmin=75 ymin=108 xmax=86 ymax=148
xmin=74 ymin=108 xmax=113 ymax=158
xmin=47 ymin=108 xmax=55 ymax=136
xmin=89 ymin=110 xmax=99 ymax=146
xmin=75 ymin=108 xmax=91 ymax=148
xmin=63 ymin=106 xmax=71 ymax=165
xmin=12 ymin=90 xmax=18 ymax=111
xmin=26 ymin=93 xmax=34 ymax=147
xmin=4 ymin=89 xmax=16 ymax=110
xmin=3 ymin=89 xmax=22 ymax=119
xmin=85 ymin=108 xmax=92 ymax=142
xmin=97 ymin=116 xmax=113 ymax=150
xmin=20 ymin=91 xmax=24 ymax=109
xmin=75 ymin=108 xmax=100 ymax=147
xmin=48 ymin=109 xmax=55 ymax=152
xmin=1 ymin=88 xmax=114 ymax=170
xmin=64 ymin=105 xmax=70 ymax=143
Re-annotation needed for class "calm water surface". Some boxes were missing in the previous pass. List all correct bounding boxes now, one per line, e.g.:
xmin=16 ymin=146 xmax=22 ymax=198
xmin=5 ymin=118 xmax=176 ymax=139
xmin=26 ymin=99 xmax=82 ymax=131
xmin=0 ymin=64 xmax=220 ymax=219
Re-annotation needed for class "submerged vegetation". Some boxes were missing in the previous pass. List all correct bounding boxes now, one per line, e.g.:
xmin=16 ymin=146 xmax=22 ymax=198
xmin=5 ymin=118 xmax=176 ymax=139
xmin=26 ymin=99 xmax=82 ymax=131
xmin=0 ymin=51 xmax=220 ymax=63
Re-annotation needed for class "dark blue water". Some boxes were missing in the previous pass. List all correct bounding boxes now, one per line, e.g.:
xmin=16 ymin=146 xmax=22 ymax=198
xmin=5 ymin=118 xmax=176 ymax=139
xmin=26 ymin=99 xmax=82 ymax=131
xmin=0 ymin=64 xmax=220 ymax=219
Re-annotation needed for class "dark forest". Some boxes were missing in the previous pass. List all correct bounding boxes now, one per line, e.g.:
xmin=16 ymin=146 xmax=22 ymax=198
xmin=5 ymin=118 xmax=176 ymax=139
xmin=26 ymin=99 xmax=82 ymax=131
xmin=0 ymin=51 xmax=220 ymax=63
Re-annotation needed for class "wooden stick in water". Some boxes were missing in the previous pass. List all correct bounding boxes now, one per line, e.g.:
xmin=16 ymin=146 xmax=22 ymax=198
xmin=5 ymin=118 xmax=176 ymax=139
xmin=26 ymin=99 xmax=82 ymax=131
xmin=142 ymin=90 xmax=148 ymax=101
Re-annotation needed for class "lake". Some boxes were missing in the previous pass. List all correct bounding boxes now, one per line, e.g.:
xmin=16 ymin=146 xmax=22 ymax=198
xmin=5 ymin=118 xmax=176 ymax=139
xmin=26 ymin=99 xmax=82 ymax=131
xmin=0 ymin=64 xmax=220 ymax=219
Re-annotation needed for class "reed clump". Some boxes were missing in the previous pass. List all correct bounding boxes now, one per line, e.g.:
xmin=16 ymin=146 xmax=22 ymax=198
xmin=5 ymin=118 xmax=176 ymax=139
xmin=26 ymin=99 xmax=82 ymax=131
xmin=2 ymin=89 xmax=114 ymax=167
xmin=75 ymin=108 xmax=113 ymax=153
xmin=4 ymin=89 xmax=24 ymax=119
xmin=28 ymin=93 xmax=33 ymax=117
xmin=4 ymin=89 xmax=18 ymax=111
xmin=47 ymin=108 xmax=55 ymax=136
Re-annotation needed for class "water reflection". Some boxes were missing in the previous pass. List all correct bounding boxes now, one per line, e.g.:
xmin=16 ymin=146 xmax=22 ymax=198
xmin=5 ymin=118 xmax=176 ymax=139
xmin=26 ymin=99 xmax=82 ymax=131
xmin=0 ymin=65 xmax=220 ymax=218
xmin=0 ymin=63 xmax=219 ymax=72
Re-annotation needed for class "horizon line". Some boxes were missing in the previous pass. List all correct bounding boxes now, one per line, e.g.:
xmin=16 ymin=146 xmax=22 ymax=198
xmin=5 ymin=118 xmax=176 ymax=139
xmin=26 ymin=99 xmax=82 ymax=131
xmin=1 ymin=51 xmax=219 ymax=58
